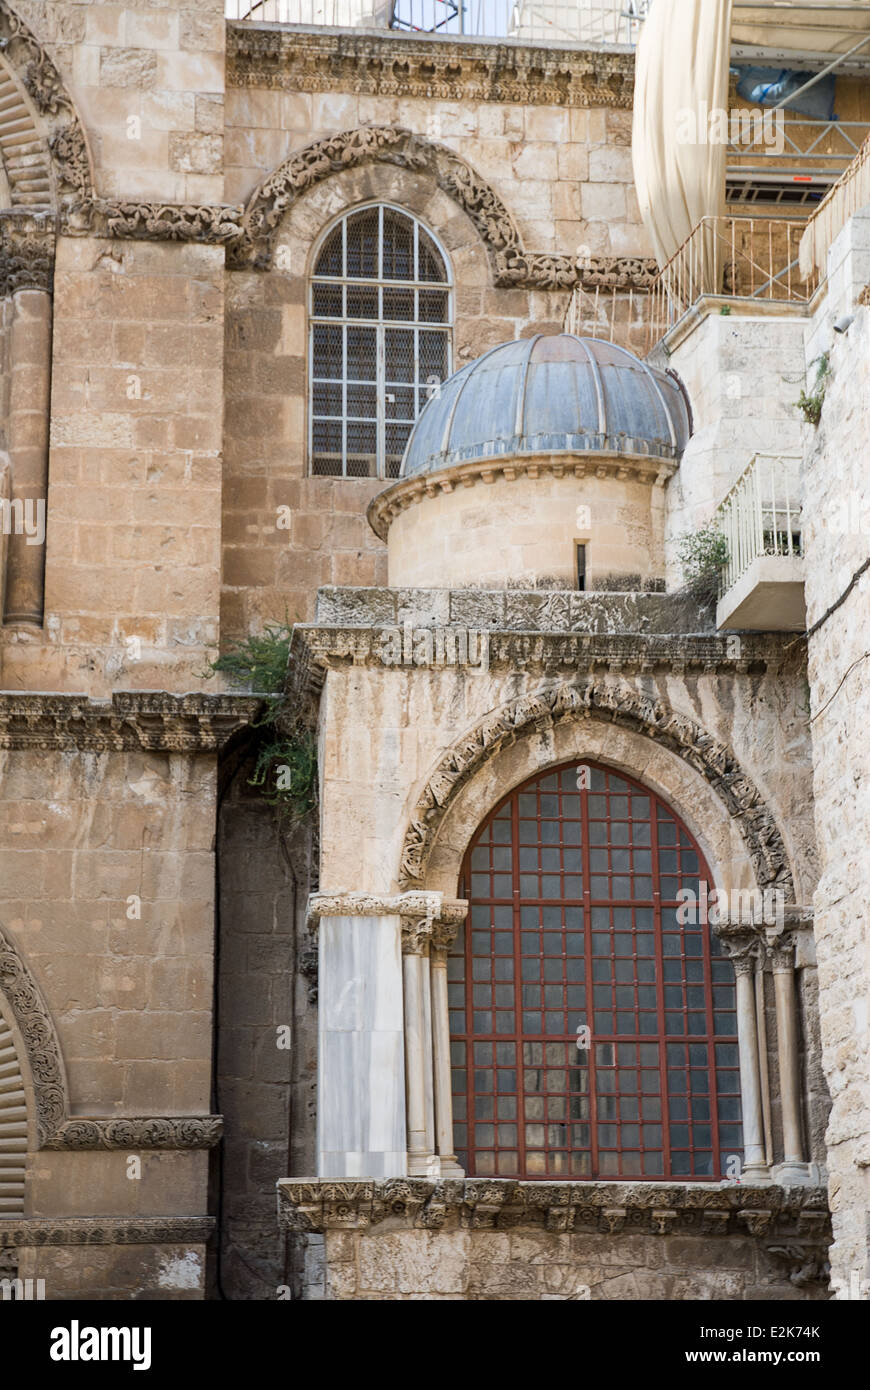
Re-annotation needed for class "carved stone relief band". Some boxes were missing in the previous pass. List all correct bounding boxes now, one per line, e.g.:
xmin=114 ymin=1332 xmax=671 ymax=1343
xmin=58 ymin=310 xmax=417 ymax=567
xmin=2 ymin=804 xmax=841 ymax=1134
xmin=228 ymin=24 xmax=636 ymax=110
xmin=278 ymin=1177 xmax=830 ymax=1244
xmin=0 ymin=692 xmax=261 ymax=752
xmin=0 ymin=1216 xmax=215 ymax=1247
xmin=309 ymin=890 xmax=467 ymax=1180
xmin=0 ymin=922 xmax=223 ymax=1150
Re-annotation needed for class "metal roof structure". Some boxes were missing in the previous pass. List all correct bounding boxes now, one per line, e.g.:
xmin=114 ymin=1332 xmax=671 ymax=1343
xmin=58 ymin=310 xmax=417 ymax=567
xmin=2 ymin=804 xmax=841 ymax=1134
xmin=399 ymin=333 xmax=692 ymax=477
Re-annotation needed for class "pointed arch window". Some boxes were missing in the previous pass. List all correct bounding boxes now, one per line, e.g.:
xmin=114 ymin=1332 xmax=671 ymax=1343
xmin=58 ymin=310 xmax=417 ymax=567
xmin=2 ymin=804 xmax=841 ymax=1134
xmin=309 ymin=204 xmax=452 ymax=479
xmin=451 ymin=762 xmax=743 ymax=1181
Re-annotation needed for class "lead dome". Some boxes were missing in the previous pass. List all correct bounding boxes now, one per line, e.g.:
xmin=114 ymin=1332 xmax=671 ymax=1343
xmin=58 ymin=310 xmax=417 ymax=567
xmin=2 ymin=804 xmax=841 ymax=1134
xmin=400 ymin=333 xmax=691 ymax=478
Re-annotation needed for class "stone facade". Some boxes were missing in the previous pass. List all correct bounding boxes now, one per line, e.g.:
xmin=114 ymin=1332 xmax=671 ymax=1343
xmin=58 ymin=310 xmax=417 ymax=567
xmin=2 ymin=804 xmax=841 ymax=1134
xmin=0 ymin=0 xmax=865 ymax=1305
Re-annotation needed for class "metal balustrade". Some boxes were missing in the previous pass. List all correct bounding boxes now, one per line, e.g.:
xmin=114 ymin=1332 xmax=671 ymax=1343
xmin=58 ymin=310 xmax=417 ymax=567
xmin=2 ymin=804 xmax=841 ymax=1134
xmin=717 ymin=453 xmax=803 ymax=597
xmin=224 ymin=0 xmax=650 ymax=42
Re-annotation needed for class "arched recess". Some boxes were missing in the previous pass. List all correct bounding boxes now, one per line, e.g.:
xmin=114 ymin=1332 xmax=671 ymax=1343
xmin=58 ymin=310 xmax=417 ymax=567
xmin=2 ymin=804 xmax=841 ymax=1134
xmin=0 ymin=994 xmax=30 ymax=1212
xmin=232 ymin=126 xmax=523 ymax=283
xmin=0 ymin=1 xmax=95 ymax=218
xmin=0 ymin=923 xmax=66 ymax=1148
xmin=398 ymin=680 xmax=796 ymax=904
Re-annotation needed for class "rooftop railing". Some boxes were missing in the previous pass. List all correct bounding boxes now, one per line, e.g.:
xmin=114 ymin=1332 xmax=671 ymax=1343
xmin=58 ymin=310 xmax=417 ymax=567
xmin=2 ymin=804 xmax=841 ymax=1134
xmin=224 ymin=0 xmax=650 ymax=43
xmin=649 ymin=213 xmax=823 ymax=343
xmin=717 ymin=452 xmax=803 ymax=597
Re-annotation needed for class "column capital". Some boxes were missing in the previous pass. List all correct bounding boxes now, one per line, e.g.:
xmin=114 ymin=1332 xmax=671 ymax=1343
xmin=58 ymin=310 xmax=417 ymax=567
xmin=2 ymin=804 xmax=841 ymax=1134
xmin=764 ymin=929 xmax=797 ymax=974
xmin=307 ymin=891 xmax=468 ymax=951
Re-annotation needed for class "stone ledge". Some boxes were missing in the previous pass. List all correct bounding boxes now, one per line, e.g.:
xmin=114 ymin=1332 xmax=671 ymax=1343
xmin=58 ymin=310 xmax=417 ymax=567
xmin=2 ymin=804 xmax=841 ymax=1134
xmin=294 ymin=623 xmax=796 ymax=674
xmin=314 ymin=586 xmax=716 ymax=635
xmin=227 ymin=23 xmax=636 ymax=107
xmin=0 ymin=1216 xmax=215 ymax=1247
xmin=278 ymin=1177 xmax=830 ymax=1241
xmin=0 ymin=692 xmax=262 ymax=751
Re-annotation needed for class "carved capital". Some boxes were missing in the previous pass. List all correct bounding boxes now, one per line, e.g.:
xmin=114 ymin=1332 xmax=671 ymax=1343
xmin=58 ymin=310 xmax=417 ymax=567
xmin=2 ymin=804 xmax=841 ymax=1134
xmin=400 ymin=916 xmax=432 ymax=956
xmin=0 ymin=213 xmax=54 ymax=296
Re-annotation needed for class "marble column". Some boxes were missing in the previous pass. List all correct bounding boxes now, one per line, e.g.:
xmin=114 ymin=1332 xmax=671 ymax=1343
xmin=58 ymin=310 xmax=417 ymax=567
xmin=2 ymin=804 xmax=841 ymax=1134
xmin=769 ymin=933 xmax=811 ymax=1183
xmin=315 ymin=911 xmax=406 ymax=1179
xmin=401 ymin=915 xmax=437 ymax=1176
xmin=731 ymin=943 xmax=771 ymax=1184
xmin=430 ymin=919 xmax=464 ymax=1177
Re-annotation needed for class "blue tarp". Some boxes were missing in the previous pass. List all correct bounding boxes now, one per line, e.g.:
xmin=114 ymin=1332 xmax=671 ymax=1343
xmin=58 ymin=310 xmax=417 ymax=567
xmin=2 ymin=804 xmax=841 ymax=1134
xmin=734 ymin=66 xmax=836 ymax=121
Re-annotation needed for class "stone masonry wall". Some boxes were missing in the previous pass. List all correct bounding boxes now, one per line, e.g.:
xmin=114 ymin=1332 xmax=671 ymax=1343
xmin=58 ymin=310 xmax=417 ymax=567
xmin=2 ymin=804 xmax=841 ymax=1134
xmin=803 ymin=277 xmax=870 ymax=1296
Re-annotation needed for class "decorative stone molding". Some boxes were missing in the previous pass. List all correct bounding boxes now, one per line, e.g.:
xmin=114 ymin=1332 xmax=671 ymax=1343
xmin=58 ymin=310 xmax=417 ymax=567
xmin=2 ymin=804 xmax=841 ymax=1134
xmin=0 ymin=692 xmax=262 ymax=752
xmin=229 ymin=124 xmax=657 ymax=291
xmin=228 ymin=24 xmax=636 ymax=109
xmin=368 ymin=454 xmax=675 ymax=542
xmin=97 ymin=199 xmax=245 ymax=246
xmin=0 ymin=2 xmax=94 ymax=220
xmin=277 ymin=1177 xmax=830 ymax=1241
xmin=0 ymin=211 xmax=54 ymax=296
xmin=294 ymin=625 xmax=792 ymax=675
xmin=0 ymin=923 xmax=223 ymax=1151
xmin=307 ymin=889 xmax=467 ymax=930
xmin=0 ymin=1216 xmax=215 ymax=1247
xmin=395 ymin=679 xmax=795 ymax=897
xmin=43 ymin=1117 xmax=223 ymax=1152
xmin=0 ymin=923 xmax=66 ymax=1146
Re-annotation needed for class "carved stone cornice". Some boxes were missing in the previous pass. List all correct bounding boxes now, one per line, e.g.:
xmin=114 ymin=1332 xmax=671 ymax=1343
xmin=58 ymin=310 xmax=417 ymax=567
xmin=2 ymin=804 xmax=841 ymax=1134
xmin=368 ymin=454 xmax=676 ymax=543
xmin=227 ymin=24 xmax=636 ymax=109
xmin=0 ymin=921 xmax=224 ymax=1151
xmin=0 ymin=211 xmax=54 ymax=295
xmin=293 ymin=626 xmax=792 ymax=676
xmin=393 ymin=680 xmax=795 ymax=898
xmin=0 ymin=692 xmax=261 ymax=752
xmin=0 ymin=1216 xmax=215 ymax=1247
xmin=277 ymin=1177 xmax=830 ymax=1242
xmin=229 ymin=124 xmax=657 ymax=291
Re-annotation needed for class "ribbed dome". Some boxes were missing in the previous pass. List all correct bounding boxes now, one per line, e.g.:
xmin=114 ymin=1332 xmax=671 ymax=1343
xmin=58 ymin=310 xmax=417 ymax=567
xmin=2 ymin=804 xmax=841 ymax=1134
xmin=400 ymin=334 xmax=691 ymax=477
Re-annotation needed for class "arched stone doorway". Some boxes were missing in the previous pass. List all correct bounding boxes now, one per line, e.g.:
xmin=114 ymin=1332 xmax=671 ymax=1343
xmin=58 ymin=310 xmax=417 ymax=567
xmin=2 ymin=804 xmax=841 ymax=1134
xmin=450 ymin=759 xmax=742 ymax=1182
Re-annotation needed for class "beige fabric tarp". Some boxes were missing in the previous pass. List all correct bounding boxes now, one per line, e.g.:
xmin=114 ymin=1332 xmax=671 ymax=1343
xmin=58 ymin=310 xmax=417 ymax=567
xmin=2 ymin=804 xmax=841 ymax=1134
xmin=799 ymin=134 xmax=870 ymax=275
xmin=732 ymin=2 xmax=870 ymax=57
xmin=632 ymin=0 xmax=733 ymax=277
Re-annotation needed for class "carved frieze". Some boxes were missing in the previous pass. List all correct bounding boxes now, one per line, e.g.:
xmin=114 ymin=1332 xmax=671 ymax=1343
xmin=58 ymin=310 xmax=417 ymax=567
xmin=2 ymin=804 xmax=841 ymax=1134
xmin=0 ymin=1216 xmax=215 ymax=1247
xmin=227 ymin=25 xmax=636 ymax=109
xmin=0 ymin=691 xmax=261 ymax=752
xmin=43 ymin=1117 xmax=223 ymax=1151
xmin=277 ymin=1177 xmax=830 ymax=1242
xmin=98 ymin=200 xmax=245 ymax=245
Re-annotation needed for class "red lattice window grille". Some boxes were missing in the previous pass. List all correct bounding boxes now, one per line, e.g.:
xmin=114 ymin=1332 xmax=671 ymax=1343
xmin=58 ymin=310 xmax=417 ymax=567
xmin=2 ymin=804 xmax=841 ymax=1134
xmin=450 ymin=761 xmax=743 ymax=1180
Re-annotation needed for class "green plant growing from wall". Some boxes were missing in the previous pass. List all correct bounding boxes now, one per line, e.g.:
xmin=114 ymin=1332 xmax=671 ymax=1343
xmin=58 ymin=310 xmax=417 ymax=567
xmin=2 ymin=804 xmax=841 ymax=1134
xmin=795 ymin=352 xmax=831 ymax=426
xmin=677 ymin=522 xmax=730 ymax=604
xmin=205 ymin=620 xmax=317 ymax=823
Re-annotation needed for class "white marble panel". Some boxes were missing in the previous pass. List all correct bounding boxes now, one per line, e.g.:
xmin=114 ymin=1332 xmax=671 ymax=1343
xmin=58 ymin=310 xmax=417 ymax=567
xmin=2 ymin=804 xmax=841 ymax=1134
xmin=317 ymin=914 xmax=407 ymax=1178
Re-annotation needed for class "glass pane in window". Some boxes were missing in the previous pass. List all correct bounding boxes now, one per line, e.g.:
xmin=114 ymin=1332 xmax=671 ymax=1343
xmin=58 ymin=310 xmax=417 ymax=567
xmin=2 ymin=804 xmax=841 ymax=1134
xmin=345 ymin=208 xmax=379 ymax=277
xmin=382 ymin=209 xmax=414 ymax=280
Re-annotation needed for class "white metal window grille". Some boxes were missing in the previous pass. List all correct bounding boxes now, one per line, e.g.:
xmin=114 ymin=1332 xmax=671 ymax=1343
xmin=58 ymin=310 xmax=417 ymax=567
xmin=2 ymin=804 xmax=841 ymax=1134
xmin=309 ymin=205 xmax=452 ymax=479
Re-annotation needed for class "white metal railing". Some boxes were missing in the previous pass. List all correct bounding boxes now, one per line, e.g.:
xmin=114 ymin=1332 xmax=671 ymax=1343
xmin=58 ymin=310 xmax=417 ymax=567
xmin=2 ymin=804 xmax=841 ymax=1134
xmin=224 ymin=0 xmax=650 ymax=42
xmin=717 ymin=453 xmax=803 ymax=595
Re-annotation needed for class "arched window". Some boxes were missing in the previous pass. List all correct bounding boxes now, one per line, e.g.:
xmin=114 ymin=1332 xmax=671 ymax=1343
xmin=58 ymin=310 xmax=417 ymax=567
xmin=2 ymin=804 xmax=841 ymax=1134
xmin=450 ymin=762 xmax=742 ymax=1181
xmin=309 ymin=205 xmax=452 ymax=479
